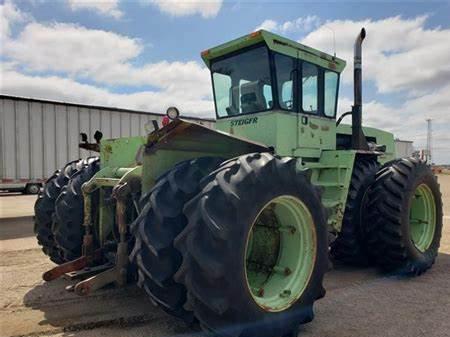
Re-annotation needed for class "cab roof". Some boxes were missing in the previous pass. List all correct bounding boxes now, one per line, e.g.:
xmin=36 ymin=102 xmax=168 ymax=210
xmin=201 ymin=30 xmax=346 ymax=73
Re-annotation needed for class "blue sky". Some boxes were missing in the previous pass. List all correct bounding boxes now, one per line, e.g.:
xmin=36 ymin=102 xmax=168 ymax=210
xmin=1 ymin=0 xmax=449 ymax=163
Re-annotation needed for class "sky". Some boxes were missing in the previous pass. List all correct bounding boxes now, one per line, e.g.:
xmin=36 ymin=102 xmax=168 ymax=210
xmin=1 ymin=0 xmax=449 ymax=163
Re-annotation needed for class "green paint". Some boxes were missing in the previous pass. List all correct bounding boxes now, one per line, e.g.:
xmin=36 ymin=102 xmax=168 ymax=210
xmin=100 ymin=136 xmax=145 ymax=169
xmin=337 ymin=124 xmax=395 ymax=163
xmin=141 ymin=119 xmax=268 ymax=194
xmin=304 ymin=151 xmax=356 ymax=232
xmin=216 ymin=111 xmax=337 ymax=157
xmin=245 ymin=196 xmax=316 ymax=312
xmin=410 ymin=184 xmax=436 ymax=252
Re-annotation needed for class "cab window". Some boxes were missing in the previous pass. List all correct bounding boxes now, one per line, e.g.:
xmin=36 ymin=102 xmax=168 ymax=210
xmin=302 ymin=62 xmax=319 ymax=114
xmin=211 ymin=46 xmax=273 ymax=118
xmin=274 ymin=53 xmax=295 ymax=110
xmin=324 ymin=70 xmax=339 ymax=117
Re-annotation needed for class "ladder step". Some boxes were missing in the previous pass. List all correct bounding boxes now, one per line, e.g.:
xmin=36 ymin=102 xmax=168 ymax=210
xmin=314 ymin=182 xmax=344 ymax=187
xmin=93 ymin=178 xmax=121 ymax=186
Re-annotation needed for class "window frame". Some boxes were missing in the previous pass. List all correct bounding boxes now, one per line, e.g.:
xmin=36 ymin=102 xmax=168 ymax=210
xmin=211 ymin=43 xmax=275 ymax=119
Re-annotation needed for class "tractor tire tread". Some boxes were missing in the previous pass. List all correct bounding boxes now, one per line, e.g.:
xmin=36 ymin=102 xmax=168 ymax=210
xmin=131 ymin=157 xmax=223 ymax=323
xmin=366 ymin=158 xmax=443 ymax=274
xmin=330 ymin=158 xmax=379 ymax=265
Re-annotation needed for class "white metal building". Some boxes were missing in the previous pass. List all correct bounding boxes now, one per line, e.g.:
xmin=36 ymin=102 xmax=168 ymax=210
xmin=0 ymin=95 xmax=214 ymax=192
xmin=394 ymin=139 xmax=414 ymax=158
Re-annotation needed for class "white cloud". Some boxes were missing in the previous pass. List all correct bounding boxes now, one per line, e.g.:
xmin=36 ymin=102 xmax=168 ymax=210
xmin=1 ymin=19 xmax=211 ymax=95
xmin=303 ymin=15 xmax=450 ymax=163
xmin=67 ymin=0 xmax=123 ymax=19
xmin=255 ymin=19 xmax=278 ymax=32
xmin=336 ymin=86 xmax=450 ymax=164
xmin=302 ymin=16 xmax=450 ymax=95
xmin=255 ymin=16 xmax=321 ymax=34
xmin=3 ymin=22 xmax=142 ymax=75
xmin=146 ymin=0 xmax=222 ymax=18
xmin=0 ymin=1 xmax=29 ymax=38
xmin=0 ymin=65 xmax=214 ymax=118
xmin=0 ymin=2 xmax=214 ymax=117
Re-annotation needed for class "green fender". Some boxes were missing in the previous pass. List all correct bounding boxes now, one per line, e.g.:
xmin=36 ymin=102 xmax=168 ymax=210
xmin=141 ymin=119 xmax=270 ymax=193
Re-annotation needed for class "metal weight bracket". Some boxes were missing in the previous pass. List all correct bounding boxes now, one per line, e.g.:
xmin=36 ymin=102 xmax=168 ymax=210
xmin=74 ymin=176 xmax=141 ymax=296
xmin=42 ymin=180 xmax=104 ymax=283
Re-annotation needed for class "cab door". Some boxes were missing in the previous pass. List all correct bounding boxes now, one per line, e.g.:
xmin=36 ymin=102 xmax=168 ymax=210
xmin=295 ymin=60 xmax=339 ymax=156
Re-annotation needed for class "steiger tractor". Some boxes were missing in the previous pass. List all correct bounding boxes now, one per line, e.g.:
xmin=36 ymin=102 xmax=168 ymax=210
xmin=34 ymin=28 xmax=443 ymax=337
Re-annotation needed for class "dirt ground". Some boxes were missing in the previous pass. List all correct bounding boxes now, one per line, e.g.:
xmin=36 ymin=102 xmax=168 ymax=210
xmin=1 ymin=175 xmax=449 ymax=337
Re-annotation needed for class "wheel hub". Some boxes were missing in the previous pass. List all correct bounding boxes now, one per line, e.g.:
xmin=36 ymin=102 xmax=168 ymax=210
xmin=245 ymin=195 xmax=317 ymax=312
xmin=410 ymin=184 xmax=436 ymax=252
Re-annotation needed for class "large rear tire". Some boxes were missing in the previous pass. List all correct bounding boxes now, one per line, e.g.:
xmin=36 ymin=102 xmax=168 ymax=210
xmin=366 ymin=158 xmax=443 ymax=275
xmin=330 ymin=158 xmax=379 ymax=265
xmin=53 ymin=158 xmax=100 ymax=261
xmin=34 ymin=160 xmax=83 ymax=264
xmin=175 ymin=153 xmax=328 ymax=337
xmin=130 ymin=157 xmax=223 ymax=323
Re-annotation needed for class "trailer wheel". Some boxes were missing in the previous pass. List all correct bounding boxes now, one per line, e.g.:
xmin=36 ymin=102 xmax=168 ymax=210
xmin=34 ymin=160 xmax=84 ymax=264
xmin=175 ymin=153 xmax=328 ymax=337
xmin=366 ymin=158 xmax=443 ymax=275
xmin=25 ymin=183 xmax=41 ymax=195
xmin=330 ymin=158 xmax=379 ymax=265
xmin=130 ymin=157 xmax=223 ymax=323
xmin=53 ymin=158 xmax=100 ymax=261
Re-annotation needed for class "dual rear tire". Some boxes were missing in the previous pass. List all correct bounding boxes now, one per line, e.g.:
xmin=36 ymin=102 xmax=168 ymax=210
xmin=134 ymin=153 xmax=328 ymax=337
xmin=366 ymin=158 xmax=442 ymax=275
xmin=130 ymin=157 xmax=224 ymax=323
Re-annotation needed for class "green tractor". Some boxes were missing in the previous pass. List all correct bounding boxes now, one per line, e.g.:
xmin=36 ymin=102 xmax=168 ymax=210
xmin=34 ymin=28 xmax=443 ymax=337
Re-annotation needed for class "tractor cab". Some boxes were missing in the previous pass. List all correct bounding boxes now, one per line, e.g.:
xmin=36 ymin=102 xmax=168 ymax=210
xmin=202 ymin=30 xmax=346 ymax=157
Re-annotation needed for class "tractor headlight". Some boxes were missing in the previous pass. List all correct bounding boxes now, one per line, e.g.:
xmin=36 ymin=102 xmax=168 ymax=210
xmin=166 ymin=107 xmax=180 ymax=120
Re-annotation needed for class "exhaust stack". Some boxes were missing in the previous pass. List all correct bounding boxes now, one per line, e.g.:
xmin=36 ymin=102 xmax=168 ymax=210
xmin=351 ymin=28 xmax=369 ymax=150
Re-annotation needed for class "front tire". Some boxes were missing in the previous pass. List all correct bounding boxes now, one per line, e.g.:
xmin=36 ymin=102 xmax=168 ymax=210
xmin=175 ymin=153 xmax=328 ymax=337
xmin=366 ymin=158 xmax=443 ymax=275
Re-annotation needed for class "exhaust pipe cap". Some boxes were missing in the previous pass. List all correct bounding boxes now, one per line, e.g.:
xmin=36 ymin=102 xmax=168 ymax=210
xmin=360 ymin=28 xmax=366 ymax=40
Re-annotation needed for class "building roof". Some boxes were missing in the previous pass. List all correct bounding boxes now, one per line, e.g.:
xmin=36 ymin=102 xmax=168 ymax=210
xmin=0 ymin=94 xmax=215 ymax=122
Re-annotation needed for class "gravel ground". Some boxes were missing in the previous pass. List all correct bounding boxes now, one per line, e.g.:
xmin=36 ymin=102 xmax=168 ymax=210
xmin=0 ymin=175 xmax=449 ymax=337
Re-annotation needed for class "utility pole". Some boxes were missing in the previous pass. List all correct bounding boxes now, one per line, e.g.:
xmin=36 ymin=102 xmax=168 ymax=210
xmin=426 ymin=118 xmax=432 ymax=164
